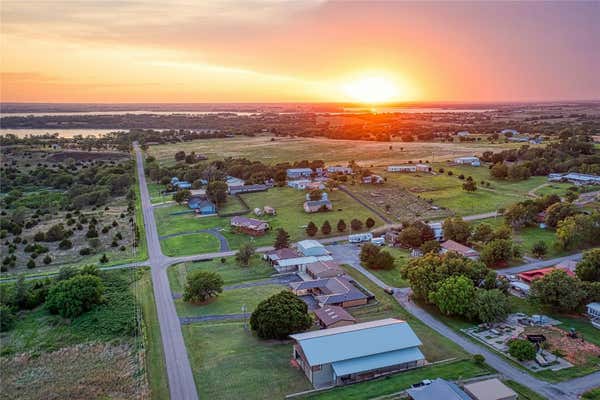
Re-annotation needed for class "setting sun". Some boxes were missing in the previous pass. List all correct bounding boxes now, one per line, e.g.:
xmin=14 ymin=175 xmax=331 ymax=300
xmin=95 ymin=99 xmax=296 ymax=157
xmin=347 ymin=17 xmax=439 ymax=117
xmin=342 ymin=76 xmax=399 ymax=104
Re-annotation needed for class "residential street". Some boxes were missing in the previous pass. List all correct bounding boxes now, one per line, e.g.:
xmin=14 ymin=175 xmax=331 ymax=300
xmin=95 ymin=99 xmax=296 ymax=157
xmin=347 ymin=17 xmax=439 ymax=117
xmin=134 ymin=142 xmax=199 ymax=400
xmin=117 ymin=144 xmax=597 ymax=400
xmin=328 ymin=243 xmax=598 ymax=400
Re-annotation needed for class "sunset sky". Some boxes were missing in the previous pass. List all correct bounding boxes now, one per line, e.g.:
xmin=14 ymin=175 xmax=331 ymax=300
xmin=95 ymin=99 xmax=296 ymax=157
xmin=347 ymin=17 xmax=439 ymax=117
xmin=1 ymin=1 xmax=599 ymax=103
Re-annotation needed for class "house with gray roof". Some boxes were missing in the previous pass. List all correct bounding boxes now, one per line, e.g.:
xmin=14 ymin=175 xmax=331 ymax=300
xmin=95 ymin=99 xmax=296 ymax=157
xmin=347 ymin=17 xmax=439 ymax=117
xmin=296 ymin=240 xmax=329 ymax=257
xmin=290 ymin=318 xmax=425 ymax=388
xmin=290 ymin=276 xmax=369 ymax=308
xmin=407 ymin=378 xmax=471 ymax=400
xmin=314 ymin=306 xmax=356 ymax=329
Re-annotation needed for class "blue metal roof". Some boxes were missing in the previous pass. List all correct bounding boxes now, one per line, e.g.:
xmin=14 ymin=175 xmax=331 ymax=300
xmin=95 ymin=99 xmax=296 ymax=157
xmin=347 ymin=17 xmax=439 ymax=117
xmin=290 ymin=319 xmax=422 ymax=366
xmin=407 ymin=378 xmax=471 ymax=400
xmin=332 ymin=346 xmax=424 ymax=376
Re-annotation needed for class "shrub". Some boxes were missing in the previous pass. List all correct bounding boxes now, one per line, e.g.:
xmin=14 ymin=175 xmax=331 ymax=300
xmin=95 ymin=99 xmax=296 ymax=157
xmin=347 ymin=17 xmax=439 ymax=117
xmin=350 ymin=218 xmax=363 ymax=232
xmin=531 ymin=241 xmax=548 ymax=258
xmin=0 ymin=304 xmax=16 ymax=332
xmin=33 ymin=231 xmax=45 ymax=242
xmin=43 ymin=255 xmax=52 ymax=265
xmin=508 ymin=339 xmax=537 ymax=361
xmin=99 ymin=254 xmax=109 ymax=264
xmin=337 ymin=219 xmax=347 ymax=232
xmin=46 ymin=274 xmax=104 ymax=318
xmin=86 ymin=228 xmax=98 ymax=238
xmin=183 ymin=270 xmax=223 ymax=303
xmin=59 ymin=239 xmax=73 ymax=250
xmin=27 ymin=259 xmax=36 ymax=269
xmin=365 ymin=217 xmax=376 ymax=228
xmin=79 ymin=247 xmax=92 ymax=256
xmin=305 ymin=222 xmax=318 ymax=237
xmin=473 ymin=354 xmax=485 ymax=365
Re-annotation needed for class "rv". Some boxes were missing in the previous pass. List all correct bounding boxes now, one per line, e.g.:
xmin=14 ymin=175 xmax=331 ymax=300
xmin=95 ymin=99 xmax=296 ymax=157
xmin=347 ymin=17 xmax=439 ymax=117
xmin=371 ymin=237 xmax=385 ymax=246
xmin=349 ymin=232 xmax=373 ymax=243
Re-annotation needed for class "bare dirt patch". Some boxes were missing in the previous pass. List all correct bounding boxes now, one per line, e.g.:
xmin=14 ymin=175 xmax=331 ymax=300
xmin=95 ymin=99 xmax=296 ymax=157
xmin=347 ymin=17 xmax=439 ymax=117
xmin=522 ymin=326 xmax=600 ymax=366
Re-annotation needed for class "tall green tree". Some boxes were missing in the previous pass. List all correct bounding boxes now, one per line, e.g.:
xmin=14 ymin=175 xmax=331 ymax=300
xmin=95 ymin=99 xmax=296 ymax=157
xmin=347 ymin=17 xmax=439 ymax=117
xmin=306 ymin=222 xmax=318 ymax=237
xmin=442 ymin=217 xmax=471 ymax=244
xmin=250 ymin=291 xmax=312 ymax=339
xmin=206 ymin=181 xmax=228 ymax=206
xmin=529 ymin=270 xmax=586 ymax=312
xmin=46 ymin=274 xmax=104 ymax=318
xmin=473 ymin=289 xmax=511 ymax=323
xmin=273 ymin=228 xmax=290 ymax=250
xmin=350 ymin=218 xmax=363 ymax=232
xmin=429 ymin=275 xmax=476 ymax=317
xmin=183 ymin=270 xmax=223 ymax=303
xmin=576 ymin=249 xmax=600 ymax=282
xmin=236 ymin=243 xmax=256 ymax=267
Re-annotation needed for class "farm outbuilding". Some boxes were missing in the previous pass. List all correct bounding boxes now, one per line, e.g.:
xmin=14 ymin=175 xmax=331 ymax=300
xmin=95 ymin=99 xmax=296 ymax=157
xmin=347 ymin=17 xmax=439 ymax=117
xmin=290 ymin=319 xmax=425 ymax=388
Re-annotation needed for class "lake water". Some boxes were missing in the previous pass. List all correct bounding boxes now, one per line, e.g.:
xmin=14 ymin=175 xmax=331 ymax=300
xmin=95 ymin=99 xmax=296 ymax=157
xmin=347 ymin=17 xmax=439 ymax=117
xmin=0 ymin=129 xmax=120 ymax=138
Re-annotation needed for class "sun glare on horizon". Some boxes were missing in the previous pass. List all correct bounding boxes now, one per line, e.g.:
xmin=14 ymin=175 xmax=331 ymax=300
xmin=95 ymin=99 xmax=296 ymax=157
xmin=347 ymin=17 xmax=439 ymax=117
xmin=342 ymin=76 xmax=399 ymax=104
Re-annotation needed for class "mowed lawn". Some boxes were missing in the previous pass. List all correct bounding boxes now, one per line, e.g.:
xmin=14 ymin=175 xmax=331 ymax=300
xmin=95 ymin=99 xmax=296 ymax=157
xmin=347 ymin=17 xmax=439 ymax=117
xmin=239 ymin=187 xmax=383 ymax=242
xmin=367 ymin=247 xmax=410 ymax=288
xmin=182 ymin=322 xmax=312 ymax=400
xmin=154 ymin=187 xmax=382 ymax=255
xmin=168 ymin=256 xmax=275 ymax=293
xmin=160 ymin=233 xmax=221 ymax=257
xmin=175 ymin=284 xmax=284 ymax=317
xmin=302 ymin=359 xmax=493 ymax=400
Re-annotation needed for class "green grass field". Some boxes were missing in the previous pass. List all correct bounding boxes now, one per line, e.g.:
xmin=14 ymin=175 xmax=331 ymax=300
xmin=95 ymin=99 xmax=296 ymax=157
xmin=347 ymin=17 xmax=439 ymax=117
xmin=470 ymin=217 xmax=565 ymax=259
xmin=503 ymin=380 xmax=546 ymax=400
xmin=239 ymin=187 xmax=383 ymax=242
xmin=154 ymin=187 xmax=382 ymax=255
xmin=368 ymin=163 xmax=552 ymax=217
xmin=139 ymin=269 xmax=170 ymax=400
xmin=367 ymin=247 xmax=410 ymax=288
xmin=302 ymin=359 xmax=493 ymax=400
xmin=175 ymin=284 xmax=284 ymax=317
xmin=160 ymin=233 xmax=221 ymax=256
xmin=182 ymin=321 xmax=312 ymax=400
xmin=168 ymin=256 xmax=275 ymax=293
xmin=148 ymin=135 xmax=518 ymax=167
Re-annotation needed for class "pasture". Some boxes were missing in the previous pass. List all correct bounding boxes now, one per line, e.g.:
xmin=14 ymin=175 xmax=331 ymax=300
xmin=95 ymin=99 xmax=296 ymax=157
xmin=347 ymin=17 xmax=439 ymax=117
xmin=147 ymin=135 xmax=518 ymax=167
xmin=154 ymin=187 xmax=382 ymax=255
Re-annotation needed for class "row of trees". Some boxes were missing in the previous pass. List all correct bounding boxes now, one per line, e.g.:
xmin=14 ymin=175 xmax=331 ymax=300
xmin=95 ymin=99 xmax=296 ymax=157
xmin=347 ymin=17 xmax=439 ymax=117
xmin=305 ymin=217 xmax=375 ymax=237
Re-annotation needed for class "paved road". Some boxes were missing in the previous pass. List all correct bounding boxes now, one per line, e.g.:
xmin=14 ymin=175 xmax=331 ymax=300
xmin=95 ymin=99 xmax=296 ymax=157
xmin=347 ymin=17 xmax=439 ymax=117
xmin=394 ymin=288 xmax=575 ymax=400
xmin=327 ymin=243 xmax=598 ymax=399
xmin=134 ymin=142 xmax=199 ymax=400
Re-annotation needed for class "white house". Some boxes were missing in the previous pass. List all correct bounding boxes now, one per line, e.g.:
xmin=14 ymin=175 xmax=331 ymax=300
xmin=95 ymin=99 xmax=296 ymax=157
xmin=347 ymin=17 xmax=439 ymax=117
xmin=548 ymin=173 xmax=600 ymax=186
xmin=416 ymin=164 xmax=431 ymax=172
xmin=287 ymin=168 xmax=313 ymax=179
xmin=586 ymin=303 xmax=600 ymax=329
xmin=456 ymin=131 xmax=470 ymax=137
xmin=388 ymin=165 xmax=416 ymax=173
xmin=454 ymin=156 xmax=481 ymax=166
xmin=327 ymin=166 xmax=353 ymax=175
xmin=501 ymin=129 xmax=519 ymax=135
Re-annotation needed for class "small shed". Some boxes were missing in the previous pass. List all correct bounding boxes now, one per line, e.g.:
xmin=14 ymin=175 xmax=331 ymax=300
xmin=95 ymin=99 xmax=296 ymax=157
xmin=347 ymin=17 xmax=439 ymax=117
xmin=463 ymin=378 xmax=517 ymax=400
xmin=314 ymin=306 xmax=356 ymax=329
